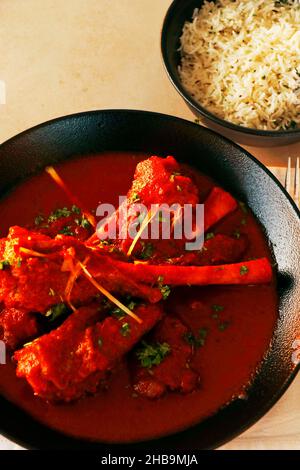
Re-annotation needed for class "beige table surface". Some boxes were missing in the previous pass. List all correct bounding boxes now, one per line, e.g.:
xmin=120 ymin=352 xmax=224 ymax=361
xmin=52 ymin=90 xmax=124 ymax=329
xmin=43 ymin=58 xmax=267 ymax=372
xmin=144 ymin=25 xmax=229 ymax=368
xmin=0 ymin=0 xmax=299 ymax=451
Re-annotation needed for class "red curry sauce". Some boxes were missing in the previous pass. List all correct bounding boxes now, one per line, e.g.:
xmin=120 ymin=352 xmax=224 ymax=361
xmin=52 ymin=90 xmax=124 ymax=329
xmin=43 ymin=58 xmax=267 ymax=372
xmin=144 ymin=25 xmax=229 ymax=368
xmin=0 ymin=152 xmax=277 ymax=443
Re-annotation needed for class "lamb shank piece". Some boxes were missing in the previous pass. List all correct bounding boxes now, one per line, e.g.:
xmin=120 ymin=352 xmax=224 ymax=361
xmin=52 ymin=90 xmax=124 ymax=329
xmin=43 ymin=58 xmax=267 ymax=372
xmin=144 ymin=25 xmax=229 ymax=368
xmin=94 ymin=156 xmax=238 ymax=261
xmin=0 ymin=226 xmax=162 ymax=314
xmin=14 ymin=302 xmax=163 ymax=402
xmin=152 ymin=234 xmax=248 ymax=266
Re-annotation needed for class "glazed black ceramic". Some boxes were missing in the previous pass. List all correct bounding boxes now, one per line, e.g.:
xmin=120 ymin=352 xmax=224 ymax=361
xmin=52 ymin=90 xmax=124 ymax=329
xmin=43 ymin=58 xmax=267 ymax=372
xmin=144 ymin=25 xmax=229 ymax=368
xmin=161 ymin=0 xmax=300 ymax=147
xmin=0 ymin=110 xmax=299 ymax=450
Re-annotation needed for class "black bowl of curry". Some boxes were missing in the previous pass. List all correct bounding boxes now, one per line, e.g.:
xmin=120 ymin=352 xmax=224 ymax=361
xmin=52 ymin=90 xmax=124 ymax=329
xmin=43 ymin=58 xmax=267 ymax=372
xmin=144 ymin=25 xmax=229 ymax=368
xmin=0 ymin=110 xmax=299 ymax=449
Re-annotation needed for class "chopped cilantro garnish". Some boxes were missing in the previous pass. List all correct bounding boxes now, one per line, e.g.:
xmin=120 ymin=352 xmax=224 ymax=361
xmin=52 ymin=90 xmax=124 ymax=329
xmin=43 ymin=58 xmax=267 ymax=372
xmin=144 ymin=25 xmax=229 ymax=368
xmin=205 ymin=232 xmax=215 ymax=241
xmin=218 ymin=321 xmax=230 ymax=332
xmin=48 ymin=207 xmax=71 ymax=223
xmin=120 ymin=322 xmax=131 ymax=337
xmin=184 ymin=332 xmax=197 ymax=346
xmin=184 ymin=327 xmax=208 ymax=348
xmin=240 ymin=265 xmax=249 ymax=276
xmin=81 ymin=217 xmax=91 ymax=229
xmin=45 ymin=303 xmax=68 ymax=322
xmin=58 ymin=226 xmax=74 ymax=236
xmin=157 ymin=275 xmax=171 ymax=300
xmin=212 ymin=304 xmax=224 ymax=313
xmin=0 ymin=260 xmax=10 ymax=270
xmin=34 ymin=215 xmax=44 ymax=226
xmin=75 ymin=216 xmax=91 ymax=229
xmin=127 ymin=300 xmax=137 ymax=311
xmin=131 ymin=193 xmax=140 ymax=202
xmin=136 ymin=341 xmax=171 ymax=368
xmin=160 ymin=284 xmax=171 ymax=300
xmin=199 ymin=327 xmax=208 ymax=339
xmin=157 ymin=276 xmax=171 ymax=300
xmin=71 ymin=205 xmax=81 ymax=214
xmin=110 ymin=299 xmax=137 ymax=319
xmin=140 ymin=242 xmax=154 ymax=260
xmin=111 ymin=306 xmax=126 ymax=319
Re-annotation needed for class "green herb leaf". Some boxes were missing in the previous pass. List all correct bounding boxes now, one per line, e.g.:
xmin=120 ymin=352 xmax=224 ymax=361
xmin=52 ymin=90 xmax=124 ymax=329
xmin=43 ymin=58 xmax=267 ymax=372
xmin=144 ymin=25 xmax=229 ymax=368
xmin=240 ymin=265 xmax=249 ymax=276
xmin=110 ymin=299 xmax=137 ymax=319
xmin=120 ymin=322 xmax=131 ymax=337
xmin=199 ymin=327 xmax=208 ymax=339
xmin=136 ymin=341 xmax=171 ymax=368
xmin=140 ymin=242 xmax=154 ymax=260
xmin=205 ymin=232 xmax=215 ymax=241
xmin=0 ymin=260 xmax=10 ymax=270
xmin=81 ymin=217 xmax=91 ymax=229
xmin=48 ymin=207 xmax=72 ymax=223
xmin=127 ymin=300 xmax=137 ymax=311
xmin=45 ymin=303 xmax=68 ymax=322
xmin=160 ymin=284 xmax=171 ymax=300
xmin=218 ymin=321 xmax=230 ymax=332
xmin=184 ymin=328 xmax=208 ymax=348
xmin=71 ymin=205 xmax=81 ymax=214
xmin=156 ymin=275 xmax=171 ymax=300
xmin=58 ymin=226 xmax=74 ymax=236
xmin=111 ymin=306 xmax=126 ymax=319
xmin=131 ymin=193 xmax=140 ymax=202
xmin=34 ymin=215 xmax=44 ymax=226
xmin=212 ymin=304 xmax=224 ymax=313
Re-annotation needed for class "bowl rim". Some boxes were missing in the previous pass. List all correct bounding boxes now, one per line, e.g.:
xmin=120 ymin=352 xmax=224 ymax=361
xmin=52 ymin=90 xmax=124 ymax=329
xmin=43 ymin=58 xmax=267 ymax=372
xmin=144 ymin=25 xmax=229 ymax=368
xmin=0 ymin=108 xmax=299 ymax=450
xmin=161 ymin=0 xmax=300 ymax=137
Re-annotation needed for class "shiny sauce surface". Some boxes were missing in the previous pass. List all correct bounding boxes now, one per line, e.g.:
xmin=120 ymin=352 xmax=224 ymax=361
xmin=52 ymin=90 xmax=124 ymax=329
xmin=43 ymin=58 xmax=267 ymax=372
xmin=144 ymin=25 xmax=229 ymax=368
xmin=0 ymin=152 xmax=278 ymax=443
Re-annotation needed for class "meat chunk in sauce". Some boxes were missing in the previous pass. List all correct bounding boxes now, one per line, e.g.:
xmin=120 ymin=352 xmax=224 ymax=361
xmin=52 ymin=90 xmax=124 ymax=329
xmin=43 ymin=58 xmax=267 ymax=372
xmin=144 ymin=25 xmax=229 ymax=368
xmin=14 ymin=303 xmax=163 ymax=402
xmin=128 ymin=156 xmax=199 ymax=206
xmin=0 ymin=308 xmax=39 ymax=350
xmin=132 ymin=316 xmax=199 ymax=399
xmin=0 ymin=226 xmax=161 ymax=315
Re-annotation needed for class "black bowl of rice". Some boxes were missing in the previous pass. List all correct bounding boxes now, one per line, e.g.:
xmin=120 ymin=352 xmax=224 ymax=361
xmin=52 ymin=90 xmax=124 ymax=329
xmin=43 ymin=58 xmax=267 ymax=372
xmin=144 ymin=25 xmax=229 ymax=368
xmin=161 ymin=0 xmax=300 ymax=146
